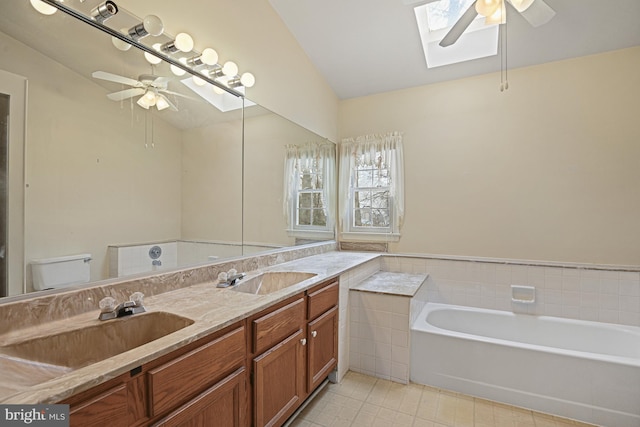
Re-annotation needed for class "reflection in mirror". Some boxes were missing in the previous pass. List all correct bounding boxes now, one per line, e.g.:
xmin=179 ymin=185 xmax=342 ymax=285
xmin=0 ymin=1 xmax=243 ymax=296
xmin=243 ymin=103 xmax=336 ymax=253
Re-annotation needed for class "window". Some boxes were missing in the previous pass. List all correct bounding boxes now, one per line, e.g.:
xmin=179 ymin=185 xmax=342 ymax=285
xmin=284 ymin=142 xmax=336 ymax=238
xmin=339 ymin=132 xmax=404 ymax=242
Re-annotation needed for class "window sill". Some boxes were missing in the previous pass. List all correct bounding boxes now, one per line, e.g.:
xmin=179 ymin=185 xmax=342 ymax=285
xmin=340 ymin=232 xmax=400 ymax=243
xmin=287 ymin=229 xmax=335 ymax=239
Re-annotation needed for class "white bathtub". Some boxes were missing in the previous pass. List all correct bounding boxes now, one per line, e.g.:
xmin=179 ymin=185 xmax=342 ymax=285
xmin=410 ymin=303 xmax=640 ymax=427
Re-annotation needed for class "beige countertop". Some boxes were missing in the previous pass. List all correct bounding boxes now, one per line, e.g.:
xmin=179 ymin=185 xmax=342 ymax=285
xmin=351 ymin=271 xmax=428 ymax=297
xmin=0 ymin=251 xmax=379 ymax=404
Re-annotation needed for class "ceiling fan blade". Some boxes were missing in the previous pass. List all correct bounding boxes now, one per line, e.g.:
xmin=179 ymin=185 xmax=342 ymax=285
xmin=152 ymin=76 xmax=173 ymax=87
xmin=518 ymin=0 xmax=555 ymax=27
xmin=160 ymin=89 xmax=197 ymax=101
xmin=92 ymin=71 xmax=144 ymax=88
xmin=106 ymin=88 xmax=145 ymax=101
xmin=439 ymin=1 xmax=479 ymax=47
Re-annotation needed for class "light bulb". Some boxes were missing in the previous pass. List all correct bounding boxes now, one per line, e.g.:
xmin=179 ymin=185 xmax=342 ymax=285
xmin=212 ymin=85 xmax=225 ymax=95
xmin=200 ymin=48 xmax=219 ymax=66
xmin=174 ymin=33 xmax=194 ymax=52
xmin=240 ymin=72 xmax=255 ymax=88
xmin=162 ymin=32 xmax=194 ymax=54
xmin=170 ymin=58 xmax=188 ymax=76
xmin=112 ymin=31 xmax=132 ymax=51
xmin=30 ymin=0 xmax=57 ymax=15
xmin=193 ymin=75 xmax=207 ymax=86
xmin=137 ymin=95 xmax=151 ymax=109
xmin=155 ymin=95 xmax=170 ymax=111
xmin=144 ymin=43 xmax=163 ymax=65
xmin=475 ymin=0 xmax=501 ymax=17
xmin=128 ymin=15 xmax=164 ymax=40
xmin=143 ymin=90 xmax=157 ymax=106
xmin=222 ymin=61 xmax=238 ymax=77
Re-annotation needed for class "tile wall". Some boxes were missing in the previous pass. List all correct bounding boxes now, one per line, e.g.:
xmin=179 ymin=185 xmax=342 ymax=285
xmin=381 ymin=256 xmax=640 ymax=327
xmin=348 ymin=290 xmax=412 ymax=384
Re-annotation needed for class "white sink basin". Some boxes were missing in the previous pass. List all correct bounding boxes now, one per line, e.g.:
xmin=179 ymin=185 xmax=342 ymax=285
xmin=230 ymin=272 xmax=317 ymax=295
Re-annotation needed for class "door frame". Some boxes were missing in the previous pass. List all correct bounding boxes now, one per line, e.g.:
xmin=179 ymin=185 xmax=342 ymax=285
xmin=0 ymin=69 xmax=27 ymax=296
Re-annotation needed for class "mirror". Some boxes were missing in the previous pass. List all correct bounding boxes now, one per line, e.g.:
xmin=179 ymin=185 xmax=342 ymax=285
xmin=0 ymin=1 xmax=335 ymax=298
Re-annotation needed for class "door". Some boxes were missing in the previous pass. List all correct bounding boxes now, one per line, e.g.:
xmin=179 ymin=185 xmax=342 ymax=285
xmin=307 ymin=306 xmax=338 ymax=392
xmin=0 ymin=69 xmax=26 ymax=297
xmin=253 ymin=329 xmax=306 ymax=427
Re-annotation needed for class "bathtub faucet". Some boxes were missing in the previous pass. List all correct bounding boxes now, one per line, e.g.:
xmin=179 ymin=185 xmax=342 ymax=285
xmin=98 ymin=292 xmax=146 ymax=320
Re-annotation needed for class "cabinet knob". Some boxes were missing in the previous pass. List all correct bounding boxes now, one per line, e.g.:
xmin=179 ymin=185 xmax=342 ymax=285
xmin=300 ymin=338 xmax=307 ymax=346
xmin=311 ymin=330 xmax=317 ymax=338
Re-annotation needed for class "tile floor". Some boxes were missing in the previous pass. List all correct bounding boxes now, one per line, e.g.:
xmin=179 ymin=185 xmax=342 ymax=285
xmin=289 ymin=372 xmax=596 ymax=427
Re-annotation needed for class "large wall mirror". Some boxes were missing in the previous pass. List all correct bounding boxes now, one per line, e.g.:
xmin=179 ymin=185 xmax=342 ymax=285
xmin=0 ymin=0 xmax=335 ymax=299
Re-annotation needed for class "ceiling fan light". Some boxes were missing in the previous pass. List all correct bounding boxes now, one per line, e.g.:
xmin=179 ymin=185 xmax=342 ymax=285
xmin=507 ymin=0 xmax=534 ymax=12
xmin=485 ymin=4 xmax=506 ymax=24
xmin=155 ymin=95 xmax=170 ymax=111
xmin=475 ymin=0 xmax=501 ymax=17
xmin=30 ymin=0 xmax=57 ymax=15
xmin=136 ymin=96 xmax=151 ymax=109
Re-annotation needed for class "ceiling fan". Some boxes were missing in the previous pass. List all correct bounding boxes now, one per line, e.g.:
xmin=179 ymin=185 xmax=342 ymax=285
xmin=407 ymin=0 xmax=556 ymax=47
xmin=92 ymin=71 xmax=186 ymax=111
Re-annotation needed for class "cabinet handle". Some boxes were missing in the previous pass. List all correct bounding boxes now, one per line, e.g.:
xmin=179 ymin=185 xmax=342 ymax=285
xmin=311 ymin=330 xmax=317 ymax=338
xmin=300 ymin=338 xmax=307 ymax=346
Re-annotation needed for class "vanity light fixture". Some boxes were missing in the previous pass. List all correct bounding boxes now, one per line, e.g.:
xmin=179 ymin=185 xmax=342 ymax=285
xmin=222 ymin=61 xmax=239 ymax=77
xmin=228 ymin=72 xmax=256 ymax=89
xmin=186 ymin=48 xmax=219 ymax=67
xmin=30 ymin=0 xmax=57 ymax=15
xmin=128 ymin=14 xmax=164 ymax=40
xmin=170 ymin=58 xmax=188 ymax=77
xmin=112 ymin=29 xmax=132 ymax=51
xmin=90 ymin=1 xmax=118 ymax=24
xmin=160 ymin=32 xmax=194 ymax=54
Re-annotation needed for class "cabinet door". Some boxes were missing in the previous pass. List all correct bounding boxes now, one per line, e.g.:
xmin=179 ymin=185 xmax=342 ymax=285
xmin=151 ymin=367 xmax=246 ymax=427
xmin=253 ymin=329 xmax=306 ymax=427
xmin=69 ymin=384 xmax=128 ymax=427
xmin=307 ymin=306 xmax=338 ymax=392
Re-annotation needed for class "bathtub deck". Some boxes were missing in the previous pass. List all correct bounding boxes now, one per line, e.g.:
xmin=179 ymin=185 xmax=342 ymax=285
xmin=351 ymin=271 xmax=428 ymax=296
xmin=289 ymin=371 xmax=596 ymax=427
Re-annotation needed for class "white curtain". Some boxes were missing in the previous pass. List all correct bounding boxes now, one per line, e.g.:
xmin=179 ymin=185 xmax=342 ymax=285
xmin=339 ymin=131 xmax=404 ymax=233
xmin=283 ymin=142 xmax=336 ymax=230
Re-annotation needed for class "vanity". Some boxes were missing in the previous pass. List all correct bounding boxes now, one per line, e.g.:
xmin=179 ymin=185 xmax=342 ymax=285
xmin=0 ymin=248 xmax=376 ymax=427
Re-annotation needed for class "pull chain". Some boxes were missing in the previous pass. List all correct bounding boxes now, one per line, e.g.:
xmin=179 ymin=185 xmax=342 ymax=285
xmin=500 ymin=1 xmax=509 ymax=92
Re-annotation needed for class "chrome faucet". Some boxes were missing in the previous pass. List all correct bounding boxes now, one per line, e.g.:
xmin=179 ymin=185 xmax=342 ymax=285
xmin=216 ymin=270 xmax=246 ymax=288
xmin=98 ymin=292 xmax=146 ymax=320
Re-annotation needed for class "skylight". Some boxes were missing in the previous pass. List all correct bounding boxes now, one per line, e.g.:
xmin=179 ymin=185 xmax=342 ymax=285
xmin=414 ymin=0 xmax=499 ymax=68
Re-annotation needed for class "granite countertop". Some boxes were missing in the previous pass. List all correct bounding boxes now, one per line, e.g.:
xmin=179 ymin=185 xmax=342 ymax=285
xmin=351 ymin=271 xmax=428 ymax=297
xmin=0 ymin=251 xmax=379 ymax=404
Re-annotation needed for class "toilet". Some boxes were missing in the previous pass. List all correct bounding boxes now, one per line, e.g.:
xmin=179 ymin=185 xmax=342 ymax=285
xmin=30 ymin=254 xmax=92 ymax=291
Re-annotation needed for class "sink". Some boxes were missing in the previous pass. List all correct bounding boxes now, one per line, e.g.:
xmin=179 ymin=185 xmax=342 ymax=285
xmin=230 ymin=271 xmax=317 ymax=295
xmin=0 ymin=311 xmax=194 ymax=369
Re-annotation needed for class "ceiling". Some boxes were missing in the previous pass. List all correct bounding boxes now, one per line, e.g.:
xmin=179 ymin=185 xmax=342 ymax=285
xmin=269 ymin=0 xmax=640 ymax=99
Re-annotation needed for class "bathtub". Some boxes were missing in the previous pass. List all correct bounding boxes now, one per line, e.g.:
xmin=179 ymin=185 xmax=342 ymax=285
xmin=410 ymin=303 xmax=640 ymax=427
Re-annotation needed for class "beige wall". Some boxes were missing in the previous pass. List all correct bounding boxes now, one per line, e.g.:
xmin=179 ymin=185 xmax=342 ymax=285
xmin=120 ymin=0 xmax=339 ymax=142
xmin=339 ymin=47 xmax=640 ymax=266
xmin=1 ymin=32 xmax=184 ymax=287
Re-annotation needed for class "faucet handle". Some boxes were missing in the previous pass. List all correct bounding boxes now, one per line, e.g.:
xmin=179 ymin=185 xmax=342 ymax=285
xmin=129 ymin=292 xmax=145 ymax=307
xmin=99 ymin=296 xmax=117 ymax=313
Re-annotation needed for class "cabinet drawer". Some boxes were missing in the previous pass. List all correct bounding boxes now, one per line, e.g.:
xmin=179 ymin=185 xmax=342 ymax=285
xmin=148 ymin=325 xmax=245 ymax=417
xmin=307 ymin=280 xmax=338 ymax=320
xmin=252 ymin=297 xmax=305 ymax=354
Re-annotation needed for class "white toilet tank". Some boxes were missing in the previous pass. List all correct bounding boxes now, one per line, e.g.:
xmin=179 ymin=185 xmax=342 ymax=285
xmin=30 ymin=253 xmax=92 ymax=291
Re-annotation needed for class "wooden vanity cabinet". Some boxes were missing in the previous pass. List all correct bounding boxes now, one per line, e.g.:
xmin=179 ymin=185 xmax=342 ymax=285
xmin=249 ymin=278 xmax=339 ymax=427
xmin=306 ymin=280 xmax=339 ymax=393
xmin=62 ymin=322 xmax=247 ymax=427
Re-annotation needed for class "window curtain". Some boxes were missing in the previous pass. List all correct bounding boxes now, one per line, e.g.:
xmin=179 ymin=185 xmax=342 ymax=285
xmin=339 ymin=131 xmax=404 ymax=233
xmin=283 ymin=142 xmax=336 ymax=230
